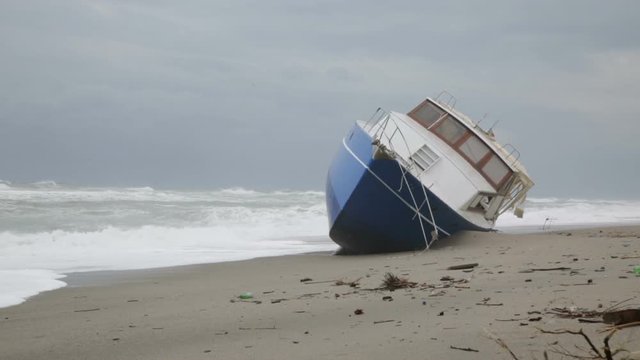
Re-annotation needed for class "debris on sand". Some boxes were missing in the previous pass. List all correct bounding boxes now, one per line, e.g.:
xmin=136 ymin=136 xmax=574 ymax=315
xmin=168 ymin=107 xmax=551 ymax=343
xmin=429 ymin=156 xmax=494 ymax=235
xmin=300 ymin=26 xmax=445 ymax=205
xmin=335 ymin=278 xmax=361 ymax=288
xmin=381 ymin=272 xmax=417 ymax=291
xmin=603 ymin=309 xmax=640 ymax=325
xmin=519 ymin=267 xmax=572 ymax=273
xmin=548 ymin=306 xmax=602 ymax=319
xmin=450 ymin=345 xmax=479 ymax=352
xmin=446 ymin=263 xmax=479 ymax=271
xmin=549 ymin=297 xmax=639 ymax=323
xmin=476 ymin=297 xmax=503 ymax=306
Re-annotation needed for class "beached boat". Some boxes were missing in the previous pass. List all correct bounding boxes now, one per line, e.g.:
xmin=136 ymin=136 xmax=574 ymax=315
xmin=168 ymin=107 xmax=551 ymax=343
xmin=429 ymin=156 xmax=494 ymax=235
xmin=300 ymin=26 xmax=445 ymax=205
xmin=325 ymin=92 xmax=534 ymax=254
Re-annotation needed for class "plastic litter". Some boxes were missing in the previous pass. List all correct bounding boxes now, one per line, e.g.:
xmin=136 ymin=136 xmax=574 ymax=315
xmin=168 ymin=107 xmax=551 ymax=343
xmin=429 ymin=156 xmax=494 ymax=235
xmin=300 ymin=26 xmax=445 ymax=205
xmin=238 ymin=292 xmax=253 ymax=299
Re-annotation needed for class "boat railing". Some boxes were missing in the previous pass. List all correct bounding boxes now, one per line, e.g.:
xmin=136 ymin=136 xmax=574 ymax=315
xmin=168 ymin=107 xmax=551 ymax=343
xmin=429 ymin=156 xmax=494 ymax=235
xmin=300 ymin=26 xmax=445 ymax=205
xmin=435 ymin=91 xmax=457 ymax=110
xmin=501 ymin=143 xmax=521 ymax=166
xmin=497 ymin=178 xmax=526 ymax=216
xmin=364 ymin=107 xmax=388 ymax=132
xmin=366 ymin=109 xmax=413 ymax=164
xmin=431 ymin=91 xmax=523 ymax=169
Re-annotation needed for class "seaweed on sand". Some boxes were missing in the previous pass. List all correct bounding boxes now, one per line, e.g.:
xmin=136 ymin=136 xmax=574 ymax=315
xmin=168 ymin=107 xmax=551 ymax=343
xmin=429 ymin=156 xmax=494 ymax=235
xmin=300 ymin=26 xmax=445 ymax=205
xmin=381 ymin=272 xmax=417 ymax=291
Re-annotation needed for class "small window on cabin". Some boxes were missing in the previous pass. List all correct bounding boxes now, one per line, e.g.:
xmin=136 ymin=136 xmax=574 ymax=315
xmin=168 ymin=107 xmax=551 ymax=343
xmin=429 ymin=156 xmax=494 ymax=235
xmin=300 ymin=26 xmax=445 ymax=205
xmin=434 ymin=116 xmax=466 ymax=144
xmin=459 ymin=135 xmax=490 ymax=164
xmin=482 ymin=155 xmax=510 ymax=185
xmin=408 ymin=101 xmax=444 ymax=128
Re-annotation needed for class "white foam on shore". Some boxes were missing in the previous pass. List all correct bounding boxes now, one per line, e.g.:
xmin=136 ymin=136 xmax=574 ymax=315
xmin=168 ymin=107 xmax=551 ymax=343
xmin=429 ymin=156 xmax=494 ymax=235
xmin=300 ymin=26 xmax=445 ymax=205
xmin=0 ymin=270 xmax=67 ymax=308
xmin=0 ymin=224 xmax=335 ymax=308
xmin=0 ymin=226 xmax=334 ymax=273
xmin=0 ymin=185 xmax=335 ymax=308
xmin=496 ymin=198 xmax=640 ymax=230
xmin=1 ymin=183 xmax=639 ymax=308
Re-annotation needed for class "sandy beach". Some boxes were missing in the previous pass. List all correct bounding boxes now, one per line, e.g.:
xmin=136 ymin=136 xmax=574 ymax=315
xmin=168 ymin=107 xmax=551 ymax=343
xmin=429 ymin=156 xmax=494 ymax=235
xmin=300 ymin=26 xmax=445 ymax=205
xmin=1 ymin=226 xmax=639 ymax=360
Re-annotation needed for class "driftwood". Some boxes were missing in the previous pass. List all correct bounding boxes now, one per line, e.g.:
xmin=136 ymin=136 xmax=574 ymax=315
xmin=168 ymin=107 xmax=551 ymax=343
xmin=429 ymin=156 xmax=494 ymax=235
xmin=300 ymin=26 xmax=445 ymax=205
xmin=484 ymin=329 xmax=520 ymax=360
xmin=239 ymin=326 xmax=276 ymax=330
xmin=538 ymin=325 xmax=640 ymax=360
xmin=602 ymin=309 xmax=640 ymax=325
xmin=538 ymin=328 xmax=603 ymax=358
xmin=578 ymin=318 xmax=604 ymax=323
xmin=549 ymin=297 xmax=638 ymax=323
xmin=477 ymin=297 xmax=503 ymax=306
xmin=302 ymin=280 xmax=336 ymax=285
xmin=450 ymin=345 xmax=479 ymax=352
xmin=447 ymin=263 xmax=479 ymax=270
xmin=519 ymin=267 xmax=572 ymax=273
xmin=548 ymin=307 xmax=603 ymax=319
xmin=335 ymin=277 xmax=362 ymax=288
xmin=601 ymin=320 xmax=640 ymax=332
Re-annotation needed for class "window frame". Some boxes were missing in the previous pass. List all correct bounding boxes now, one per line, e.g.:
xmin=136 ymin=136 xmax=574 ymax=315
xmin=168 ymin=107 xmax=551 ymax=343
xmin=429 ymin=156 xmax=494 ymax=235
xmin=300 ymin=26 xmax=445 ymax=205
xmin=408 ymin=99 xmax=513 ymax=189
xmin=407 ymin=99 xmax=447 ymax=129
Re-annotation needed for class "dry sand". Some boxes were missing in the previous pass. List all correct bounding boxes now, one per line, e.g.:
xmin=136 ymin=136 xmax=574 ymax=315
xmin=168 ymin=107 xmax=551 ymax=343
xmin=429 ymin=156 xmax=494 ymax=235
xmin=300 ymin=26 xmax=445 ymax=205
xmin=1 ymin=226 xmax=640 ymax=359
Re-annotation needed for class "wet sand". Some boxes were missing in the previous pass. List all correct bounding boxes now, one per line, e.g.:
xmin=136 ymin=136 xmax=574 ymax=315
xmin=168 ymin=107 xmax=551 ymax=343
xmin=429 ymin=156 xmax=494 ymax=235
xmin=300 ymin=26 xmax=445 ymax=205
xmin=1 ymin=226 xmax=639 ymax=359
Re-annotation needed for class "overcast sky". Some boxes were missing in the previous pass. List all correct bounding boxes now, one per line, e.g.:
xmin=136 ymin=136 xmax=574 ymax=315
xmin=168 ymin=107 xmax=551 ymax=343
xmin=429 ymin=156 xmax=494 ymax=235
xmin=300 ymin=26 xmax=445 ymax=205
xmin=1 ymin=0 xmax=639 ymax=198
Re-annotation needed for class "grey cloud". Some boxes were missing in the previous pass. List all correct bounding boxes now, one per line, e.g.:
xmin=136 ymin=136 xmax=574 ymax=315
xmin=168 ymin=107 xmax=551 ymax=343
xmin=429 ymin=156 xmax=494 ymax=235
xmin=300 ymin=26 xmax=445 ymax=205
xmin=1 ymin=0 xmax=639 ymax=198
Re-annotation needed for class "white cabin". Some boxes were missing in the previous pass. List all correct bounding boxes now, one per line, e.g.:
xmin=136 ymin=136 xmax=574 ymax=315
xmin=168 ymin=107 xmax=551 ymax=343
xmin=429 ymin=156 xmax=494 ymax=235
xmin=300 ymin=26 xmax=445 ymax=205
xmin=365 ymin=96 xmax=534 ymax=228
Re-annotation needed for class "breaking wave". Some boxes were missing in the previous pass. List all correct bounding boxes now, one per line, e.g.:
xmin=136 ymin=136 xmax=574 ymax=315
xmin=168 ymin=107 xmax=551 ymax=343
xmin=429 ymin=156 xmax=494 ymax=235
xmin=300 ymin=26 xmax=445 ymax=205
xmin=1 ymin=182 xmax=639 ymax=308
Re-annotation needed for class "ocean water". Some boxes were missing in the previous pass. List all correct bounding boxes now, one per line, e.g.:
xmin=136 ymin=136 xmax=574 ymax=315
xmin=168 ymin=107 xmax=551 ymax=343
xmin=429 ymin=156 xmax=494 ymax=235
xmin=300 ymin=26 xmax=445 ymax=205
xmin=1 ymin=180 xmax=640 ymax=308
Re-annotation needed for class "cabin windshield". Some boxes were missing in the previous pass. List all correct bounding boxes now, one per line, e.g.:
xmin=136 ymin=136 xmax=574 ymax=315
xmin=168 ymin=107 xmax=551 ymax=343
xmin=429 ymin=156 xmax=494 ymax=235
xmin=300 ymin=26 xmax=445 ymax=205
xmin=408 ymin=100 xmax=445 ymax=128
xmin=408 ymin=99 xmax=513 ymax=190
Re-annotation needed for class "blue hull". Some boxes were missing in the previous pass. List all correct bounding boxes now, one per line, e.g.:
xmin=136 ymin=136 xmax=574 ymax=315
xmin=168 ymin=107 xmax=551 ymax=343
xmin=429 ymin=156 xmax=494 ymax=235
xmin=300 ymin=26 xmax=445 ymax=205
xmin=326 ymin=123 xmax=487 ymax=254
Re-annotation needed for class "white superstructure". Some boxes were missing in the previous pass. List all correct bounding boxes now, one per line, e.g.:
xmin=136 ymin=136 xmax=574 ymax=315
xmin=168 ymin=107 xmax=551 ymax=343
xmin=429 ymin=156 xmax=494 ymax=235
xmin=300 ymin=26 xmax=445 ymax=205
xmin=364 ymin=94 xmax=534 ymax=229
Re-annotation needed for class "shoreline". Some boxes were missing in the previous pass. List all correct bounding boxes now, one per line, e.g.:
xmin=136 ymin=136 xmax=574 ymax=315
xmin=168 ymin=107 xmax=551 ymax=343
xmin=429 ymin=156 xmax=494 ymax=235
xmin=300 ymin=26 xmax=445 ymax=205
xmin=1 ymin=225 xmax=639 ymax=359
xmin=2 ymin=222 xmax=638 ymax=310
xmin=20 ymin=222 xmax=640 ymax=288
xmin=61 ymin=250 xmax=336 ymax=288
xmin=24 ymin=222 xmax=640 ymax=291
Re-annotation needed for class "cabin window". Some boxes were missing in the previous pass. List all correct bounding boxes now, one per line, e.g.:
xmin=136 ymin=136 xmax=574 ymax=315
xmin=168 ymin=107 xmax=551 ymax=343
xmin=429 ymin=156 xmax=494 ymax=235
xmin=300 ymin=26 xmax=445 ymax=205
xmin=408 ymin=101 xmax=445 ymax=128
xmin=434 ymin=116 xmax=466 ymax=144
xmin=459 ymin=135 xmax=491 ymax=164
xmin=482 ymin=155 xmax=510 ymax=185
xmin=407 ymin=98 xmax=514 ymax=190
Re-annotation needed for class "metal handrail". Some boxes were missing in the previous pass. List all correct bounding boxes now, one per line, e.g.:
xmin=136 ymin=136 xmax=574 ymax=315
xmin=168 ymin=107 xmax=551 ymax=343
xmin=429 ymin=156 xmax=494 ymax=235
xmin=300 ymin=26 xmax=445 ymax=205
xmin=365 ymin=108 xmax=388 ymax=132
xmin=501 ymin=143 xmax=521 ymax=166
xmin=367 ymin=110 xmax=440 ymax=246
xmin=435 ymin=91 xmax=457 ymax=110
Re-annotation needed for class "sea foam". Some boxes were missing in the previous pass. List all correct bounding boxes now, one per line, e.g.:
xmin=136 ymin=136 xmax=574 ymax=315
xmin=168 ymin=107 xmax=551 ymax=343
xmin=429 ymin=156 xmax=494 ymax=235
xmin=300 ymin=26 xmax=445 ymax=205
xmin=0 ymin=270 xmax=66 ymax=308
xmin=496 ymin=198 xmax=640 ymax=229
xmin=0 ymin=185 xmax=334 ymax=308
xmin=1 ymin=183 xmax=639 ymax=308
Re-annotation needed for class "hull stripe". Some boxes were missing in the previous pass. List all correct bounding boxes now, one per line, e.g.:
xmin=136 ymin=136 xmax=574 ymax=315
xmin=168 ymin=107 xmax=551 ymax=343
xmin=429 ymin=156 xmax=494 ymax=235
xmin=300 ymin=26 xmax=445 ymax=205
xmin=341 ymin=138 xmax=451 ymax=237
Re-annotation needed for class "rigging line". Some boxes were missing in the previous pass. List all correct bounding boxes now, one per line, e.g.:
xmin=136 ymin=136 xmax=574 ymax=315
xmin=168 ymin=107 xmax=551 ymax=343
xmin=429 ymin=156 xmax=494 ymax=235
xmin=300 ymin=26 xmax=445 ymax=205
xmin=377 ymin=115 xmax=440 ymax=246
xmin=342 ymin=137 xmax=451 ymax=237
xmin=421 ymin=182 xmax=439 ymax=247
xmin=399 ymin=166 xmax=430 ymax=249
xmin=394 ymin=152 xmax=438 ymax=248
